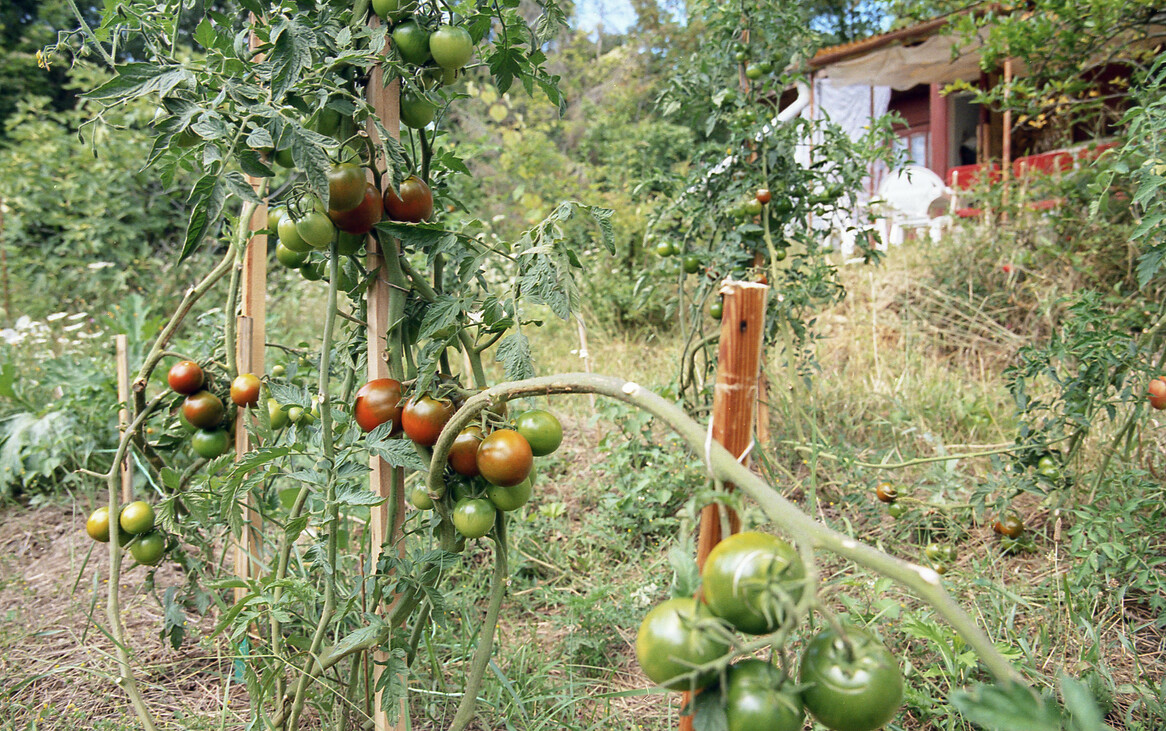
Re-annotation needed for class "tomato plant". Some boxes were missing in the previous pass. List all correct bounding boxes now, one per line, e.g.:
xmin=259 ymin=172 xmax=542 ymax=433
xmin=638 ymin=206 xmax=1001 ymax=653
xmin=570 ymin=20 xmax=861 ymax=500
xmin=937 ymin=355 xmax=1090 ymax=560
xmin=635 ymin=597 xmax=729 ymax=691
xmin=701 ymin=531 xmax=805 ymax=634
xmin=477 ymin=429 xmax=533 ymax=487
xmin=799 ymin=626 xmax=903 ymax=731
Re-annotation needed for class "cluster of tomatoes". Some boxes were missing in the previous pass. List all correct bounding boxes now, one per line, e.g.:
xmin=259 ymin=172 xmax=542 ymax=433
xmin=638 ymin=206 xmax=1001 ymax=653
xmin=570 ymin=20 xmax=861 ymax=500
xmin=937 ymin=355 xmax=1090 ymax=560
xmin=85 ymin=500 xmax=167 ymax=566
xmin=168 ymin=360 xmax=267 ymax=459
xmin=636 ymin=532 xmax=903 ymax=731
xmin=353 ymin=378 xmax=562 ymax=539
xmin=376 ymin=1 xmax=476 ymax=126
xmin=269 ymin=163 xmax=434 ymax=285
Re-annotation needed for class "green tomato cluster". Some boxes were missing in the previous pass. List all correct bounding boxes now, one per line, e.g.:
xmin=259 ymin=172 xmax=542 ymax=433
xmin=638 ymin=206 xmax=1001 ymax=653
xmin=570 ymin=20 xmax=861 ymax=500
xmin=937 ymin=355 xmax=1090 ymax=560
xmin=634 ymin=532 xmax=904 ymax=731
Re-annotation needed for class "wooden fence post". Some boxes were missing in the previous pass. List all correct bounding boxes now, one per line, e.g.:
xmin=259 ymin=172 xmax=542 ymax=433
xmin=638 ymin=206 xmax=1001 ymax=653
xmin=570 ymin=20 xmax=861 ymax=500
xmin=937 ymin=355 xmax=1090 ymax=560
xmin=115 ymin=334 xmax=132 ymax=503
xmin=365 ymin=20 xmax=405 ymax=730
xmin=680 ymin=278 xmax=769 ymax=730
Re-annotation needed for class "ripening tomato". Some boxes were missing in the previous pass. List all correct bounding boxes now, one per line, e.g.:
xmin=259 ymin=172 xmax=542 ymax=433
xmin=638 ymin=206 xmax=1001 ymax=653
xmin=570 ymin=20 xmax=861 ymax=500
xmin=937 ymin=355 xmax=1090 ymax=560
xmin=635 ymin=597 xmax=729 ymax=691
xmin=168 ymin=361 xmax=204 ymax=394
xmin=755 ymin=188 xmax=772 ymax=204
xmin=448 ymin=425 xmax=484 ymax=476
xmin=119 ymin=501 xmax=155 ymax=535
xmin=354 ymin=378 xmax=404 ymax=433
xmin=328 ymin=163 xmax=366 ymax=212
xmin=401 ymin=395 xmax=455 ymax=446
xmin=1149 ymin=376 xmax=1166 ymax=409
xmin=875 ymin=481 xmax=897 ymax=503
xmin=477 ymin=429 xmax=533 ymax=487
xmin=183 ymin=391 xmax=225 ymax=429
xmin=701 ymin=531 xmax=805 ymax=634
xmin=329 ymin=183 xmax=383 ymax=235
xmin=230 ymin=373 xmax=261 ymax=407
xmin=993 ymin=513 xmax=1024 ymax=538
xmin=87 ymin=507 xmax=111 ymax=542
xmin=383 ymin=176 xmax=434 ymax=223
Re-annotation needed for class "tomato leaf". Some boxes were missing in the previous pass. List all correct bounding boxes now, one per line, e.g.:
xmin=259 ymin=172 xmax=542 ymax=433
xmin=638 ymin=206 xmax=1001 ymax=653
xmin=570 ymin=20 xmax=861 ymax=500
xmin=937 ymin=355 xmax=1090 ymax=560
xmin=690 ymin=691 xmax=728 ymax=731
xmin=365 ymin=428 xmax=429 ymax=472
xmin=334 ymin=484 xmax=388 ymax=507
xmin=418 ymin=295 xmax=463 ymax=341
xmin=495 ymin=332 xmax=534 ymax=382
xmin=181 ymin=173 xmax=225 ymax=261
xmin=264 ymin=18 xmax=313 ymax=102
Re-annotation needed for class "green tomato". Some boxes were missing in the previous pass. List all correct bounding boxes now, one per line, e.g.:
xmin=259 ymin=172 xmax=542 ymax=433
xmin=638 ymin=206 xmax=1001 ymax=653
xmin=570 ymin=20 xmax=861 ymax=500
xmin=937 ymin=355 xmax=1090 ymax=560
xmin=486 ymin=474 xmax=532 ymax=511
xmin=276 ymin=242 xmax=309 ymax=268
xmin=710 ymin=300 xmax=724 ymax=320
xmin=119 ymin=501 xmax=155 ymax=535
xmin=514 ymin=409 xmax=563 ymax=456
xmin=336 ymin=231 xmax=365 ymax=256
xmin=800 ymin=626 xmax=903 ymax=731
xmin=268 ymin=398 xmax=289 ymax=430
xmin=701 ymin=531 xmax=805 ymax=634
xmin=392 ymin=21 xmax=431 ymax=66
xmin=452 ymin=498 xmax=496 ymax=538
xmin=129 ymin=531 xmax=166 ymax=566
xmin=299 ymin=261 xmax=325 ymax=281
xmin=635 ymin=597 xmax=729 ymax=691
xmin=724 ymin=660 xmax=804 ymax=731
xmin=745 ymin=63 xmax=764 ymax=80
xmin=683 ymin=255 xmax=701 ymax=274
xmin=267 ymin=205 xmax=286 ymax=231
xmin=400 ymin=91 xmax=437 ymax=129
xmin=744 ymin=199 xmax=764 ymax=216
xmin=429 ymin=25 xmax=473 ymax=70
xmin=191 ymin=428 xmax=230 ymax=459
xmin=274 ymin=147 xmax=295 ymax=168
xmin=887 ymin=503 xmax=907 ymax=519
xmin=296 ymin=211 xmax=336 ymax=249
xmin=371 ymin=0 xmax=415 ymax=21
xmin=410 ymin=485 xmax=434 ymax=510
xmin=655 ymin=241 xmax=675 ymax=257
xmin=277 ymin=213 xmax=312 ymax=253
xmin=757 ymin=60 xmax=773 ymax=73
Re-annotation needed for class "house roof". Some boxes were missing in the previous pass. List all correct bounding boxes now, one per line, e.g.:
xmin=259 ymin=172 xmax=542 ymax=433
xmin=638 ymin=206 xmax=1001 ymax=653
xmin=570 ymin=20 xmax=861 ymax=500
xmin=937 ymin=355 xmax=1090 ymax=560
xmin=809 ymin=16 xmax=955 ymax=70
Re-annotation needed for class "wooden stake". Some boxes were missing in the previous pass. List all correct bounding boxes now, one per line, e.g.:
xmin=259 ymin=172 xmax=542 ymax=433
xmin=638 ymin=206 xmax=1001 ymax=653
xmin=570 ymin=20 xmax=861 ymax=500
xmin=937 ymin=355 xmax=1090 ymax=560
xmin=233 ymin=315 xmax=262 ymax=603
xmin=680 ymin=279 xmax=768 ymax=731
xmin=365 ymin=20 xmax=405 ymax=731
xmin=115 ymin=334 xmax=132 ymax=503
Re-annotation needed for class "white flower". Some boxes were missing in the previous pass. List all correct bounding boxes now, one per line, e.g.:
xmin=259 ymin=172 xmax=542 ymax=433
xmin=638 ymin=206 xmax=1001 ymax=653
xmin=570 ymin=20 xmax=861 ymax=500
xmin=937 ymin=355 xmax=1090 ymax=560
xmin=67 ymin=312 xmax=88 ymax=321
xmin=0 ymin=329 xmax=24 ymax=345
xmin=88 ymin=261 xmax=115 ymax=270
xmin=63 ymin=323 xmax=84 ymax=332
xmin=15 ymin=316 xmax=33 ymax=330
xmin=46 ymin=312 xmax=68 ymax=322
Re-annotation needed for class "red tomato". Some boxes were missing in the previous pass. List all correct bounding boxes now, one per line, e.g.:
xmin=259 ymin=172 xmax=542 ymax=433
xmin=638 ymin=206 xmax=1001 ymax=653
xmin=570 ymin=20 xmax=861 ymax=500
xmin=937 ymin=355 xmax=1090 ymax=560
xmin=354 ymin=378 xmax=404 ymax=433
xmin=230 ymin=373 xmax=261 ymax=407
xmin=448 ymin=425 xmax=483 ymax=476
xmin=401 ymin=395 xmax=456 ymax=446
xmin=168 ymin=361 xmax=204 ymax=394
xmin=1149 ymin=377 xmax=1166 ymax=410
xmin=383 ymin=175 xmax=434 ymax=223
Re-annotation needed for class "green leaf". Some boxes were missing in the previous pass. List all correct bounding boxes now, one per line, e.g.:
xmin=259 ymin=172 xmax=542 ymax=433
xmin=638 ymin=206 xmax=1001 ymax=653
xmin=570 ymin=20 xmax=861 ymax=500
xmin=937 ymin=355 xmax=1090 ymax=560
xmin=495 ymin=332 xmax=534 ymax=381
xmin=266 ymin=19 xmax=313 ymax=102
xmin=85 ymin=64 xmax=193 ymax=101
xmin=268 ymin=381 xmax=311 ymax=408
xmin=181 ymin=173 xmax=225 ymax=261
xmin=365 ymin=429 xmax=428 ymax=472
xmin=334 ymin=484 xmax=388 ymax=507
xmin=418 ymin=296 xmax=463 ymax=341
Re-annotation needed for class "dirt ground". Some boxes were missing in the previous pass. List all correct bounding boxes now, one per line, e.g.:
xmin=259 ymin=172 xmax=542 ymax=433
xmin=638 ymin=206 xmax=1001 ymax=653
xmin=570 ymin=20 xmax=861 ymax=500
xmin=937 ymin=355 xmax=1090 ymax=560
xmin=0 ymin=505 xmax=234 ymax=729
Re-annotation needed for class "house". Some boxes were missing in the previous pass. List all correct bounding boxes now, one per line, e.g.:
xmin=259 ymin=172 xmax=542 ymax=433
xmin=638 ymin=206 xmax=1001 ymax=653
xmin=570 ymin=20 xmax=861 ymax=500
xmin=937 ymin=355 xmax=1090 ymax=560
xmin=797 ymin=12 xmax=1138 ymax=215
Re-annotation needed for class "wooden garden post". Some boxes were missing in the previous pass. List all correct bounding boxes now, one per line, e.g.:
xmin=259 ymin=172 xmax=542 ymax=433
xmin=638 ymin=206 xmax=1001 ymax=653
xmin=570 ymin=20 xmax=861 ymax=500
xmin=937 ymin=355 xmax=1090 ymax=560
xmin=365 ymin=20 xmax=406 ymax=730
xmin=115 ymin=334 xmax=133 ymax=503
xmin=680 ymin=278 xmax=769 ymax=731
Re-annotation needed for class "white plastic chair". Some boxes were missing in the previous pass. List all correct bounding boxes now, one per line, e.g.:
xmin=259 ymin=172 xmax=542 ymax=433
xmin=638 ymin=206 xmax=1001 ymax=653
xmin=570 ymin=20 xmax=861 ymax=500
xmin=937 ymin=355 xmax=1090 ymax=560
xmin=871 ymin=165 xmax=952 ymax=245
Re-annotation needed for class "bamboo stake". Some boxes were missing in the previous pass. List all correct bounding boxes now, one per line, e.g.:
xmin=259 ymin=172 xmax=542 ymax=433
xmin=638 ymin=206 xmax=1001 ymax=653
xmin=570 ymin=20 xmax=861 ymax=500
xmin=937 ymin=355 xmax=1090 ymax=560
xmin=681 ymin=278 xmax=768 ymax=731
xmin=365 ymin=19 xmax=405 ymax=731
xmin=115 ymin=334 xmax=132 ymax=503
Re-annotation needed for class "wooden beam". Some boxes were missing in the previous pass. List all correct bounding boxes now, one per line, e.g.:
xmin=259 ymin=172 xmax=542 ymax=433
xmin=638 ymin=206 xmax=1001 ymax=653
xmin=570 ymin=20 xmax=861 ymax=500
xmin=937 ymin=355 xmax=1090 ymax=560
xmin=681 ymin=279 xmax=769 ymax=731
xmin=365 ymin=18 xmax=405 ymax=731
